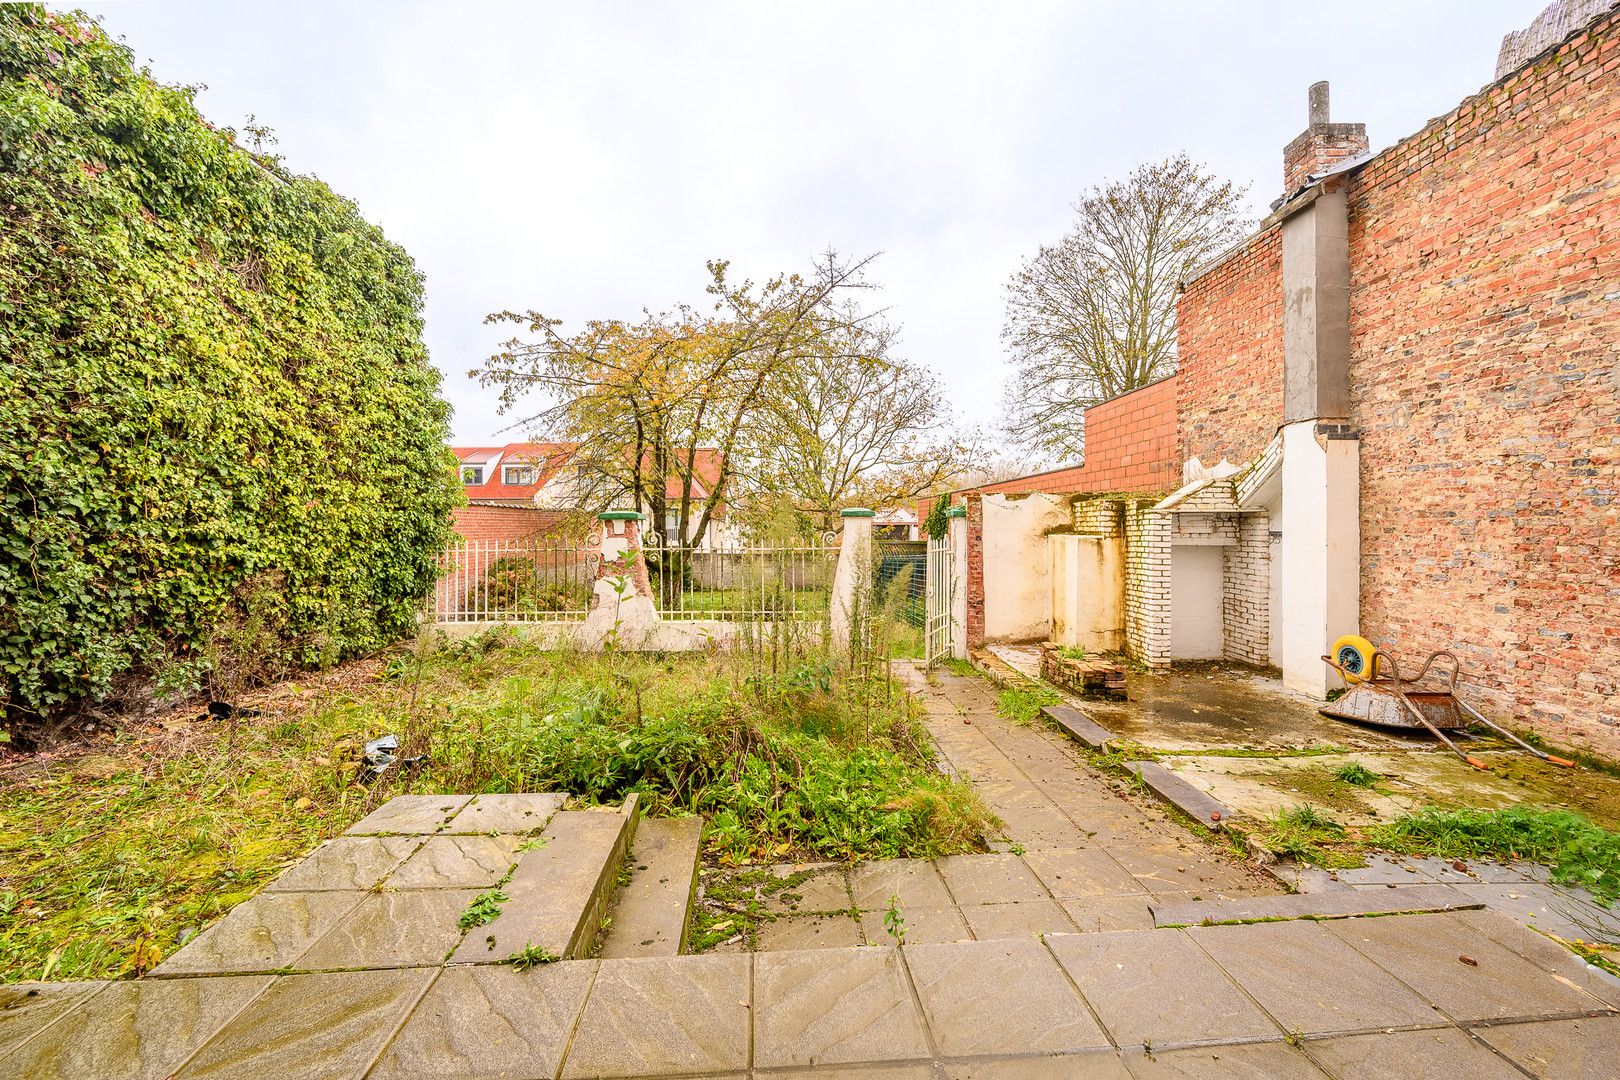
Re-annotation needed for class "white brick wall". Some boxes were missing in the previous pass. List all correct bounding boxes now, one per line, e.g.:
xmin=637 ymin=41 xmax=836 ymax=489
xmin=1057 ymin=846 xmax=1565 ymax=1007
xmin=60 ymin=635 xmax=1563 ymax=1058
xmin=1222 ymin=512 xmax=1271 ymax=666
xmin=1125 ymin=500 xmax=1172 ymax=667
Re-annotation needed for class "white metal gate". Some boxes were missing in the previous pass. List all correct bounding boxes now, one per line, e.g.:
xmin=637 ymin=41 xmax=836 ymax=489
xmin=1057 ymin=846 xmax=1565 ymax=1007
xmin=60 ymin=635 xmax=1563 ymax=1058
xmin=924 ymin=532 xmax=955 ymax=665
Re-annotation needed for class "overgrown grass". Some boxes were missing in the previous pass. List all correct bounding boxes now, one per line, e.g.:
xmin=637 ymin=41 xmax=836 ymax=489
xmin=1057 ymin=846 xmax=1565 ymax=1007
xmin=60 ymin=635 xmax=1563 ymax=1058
xmin=1259 ymin=804 xmax=1357 ymax=867
xmin=1374 ymin=806 xmax=1620 ymax=906
xmin=995 ymin=684 xmax=1061 ymax=726
xmin=0 ymin=637 xmax=993 ymax=981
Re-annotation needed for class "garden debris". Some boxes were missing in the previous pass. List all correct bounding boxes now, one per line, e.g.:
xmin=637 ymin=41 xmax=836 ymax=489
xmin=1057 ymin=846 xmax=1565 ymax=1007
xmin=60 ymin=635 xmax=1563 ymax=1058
xmin=359 ymin=734 xmax=428 ymax=781
xmin=200 ymin=701 xmax=262 ymax=722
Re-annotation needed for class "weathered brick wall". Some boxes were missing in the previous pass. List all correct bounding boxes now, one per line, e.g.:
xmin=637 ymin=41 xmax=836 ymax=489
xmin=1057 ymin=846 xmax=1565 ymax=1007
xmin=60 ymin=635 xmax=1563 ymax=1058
xmin=1177 ymin=230 xmax=1285 ymax=468
xmin=965 ymin=494 xmax=986 ymax=648
xmin=1175 ymin=9 xmax=1620 ymax=755
xmin=1124 ymin=501 xmax=1171 ymax=667
xmin=1222 ymin=513 xmax=1272 ymax=668
xmin=1349 ymin=11 xmax=1620 ymax=755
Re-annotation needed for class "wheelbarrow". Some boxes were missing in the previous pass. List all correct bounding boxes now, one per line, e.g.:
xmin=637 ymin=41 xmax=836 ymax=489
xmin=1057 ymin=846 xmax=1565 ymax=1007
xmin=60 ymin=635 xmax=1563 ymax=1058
xmin=1320 ymin=638 xmax=1575 ymax=771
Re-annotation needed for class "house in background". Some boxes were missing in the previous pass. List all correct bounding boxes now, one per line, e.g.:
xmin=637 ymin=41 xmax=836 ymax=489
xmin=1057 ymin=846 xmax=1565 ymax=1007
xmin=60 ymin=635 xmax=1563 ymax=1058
xmin=449 ymin=442 xmax=739 ymax=548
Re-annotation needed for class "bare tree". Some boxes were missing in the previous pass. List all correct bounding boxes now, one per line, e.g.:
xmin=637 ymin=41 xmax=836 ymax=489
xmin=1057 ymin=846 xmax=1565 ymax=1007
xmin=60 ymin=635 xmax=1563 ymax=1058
xmin=746 ymin=315 xmax=967 ymax=535
xmin=1002 ymin=155 xmax=1249 ymax=459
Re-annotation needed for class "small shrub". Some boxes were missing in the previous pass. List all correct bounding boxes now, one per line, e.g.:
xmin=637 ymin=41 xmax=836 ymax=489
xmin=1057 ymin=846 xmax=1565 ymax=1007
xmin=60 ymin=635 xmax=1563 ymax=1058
xmin=1332 ymin=763 xmax=1380 ymax=787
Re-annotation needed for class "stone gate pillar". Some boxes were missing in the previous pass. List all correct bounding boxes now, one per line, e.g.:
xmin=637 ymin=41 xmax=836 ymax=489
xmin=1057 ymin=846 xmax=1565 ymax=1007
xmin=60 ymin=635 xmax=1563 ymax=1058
xmin=583 ymin=510 xmax=658 ymax=645
xmin=830 ymin=507 xmax=875 ymax=653
xmin=946 ymin=506 xmax=969 ymax=659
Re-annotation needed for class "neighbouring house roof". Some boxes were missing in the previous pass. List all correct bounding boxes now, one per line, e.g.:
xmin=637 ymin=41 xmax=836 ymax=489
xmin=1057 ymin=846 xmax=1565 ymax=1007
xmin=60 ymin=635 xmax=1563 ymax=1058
xmin=451 ymin=442 xmax=573 ymax=503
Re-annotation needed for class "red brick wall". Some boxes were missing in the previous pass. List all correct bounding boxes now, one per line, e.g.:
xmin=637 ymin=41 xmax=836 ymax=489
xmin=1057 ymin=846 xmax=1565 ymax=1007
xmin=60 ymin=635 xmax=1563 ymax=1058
xmin=985 ymin=376 xmax=1181 ymax=496
xmin=965 ymin=494 xmax=985 ymax=648
xmin=1349 ymin=12 xmax=1620 ymax=755
xmin=1176 ymin=228 xmax=1284 ymax=467
xmin=452 ymin=505 xmax=569 ymax=543
xmin=1174 ymin=10 xmax=1620 ymax=755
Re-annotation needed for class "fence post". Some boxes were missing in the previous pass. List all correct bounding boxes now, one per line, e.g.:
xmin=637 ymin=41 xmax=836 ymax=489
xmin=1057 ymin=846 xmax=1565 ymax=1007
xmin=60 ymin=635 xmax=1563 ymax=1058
xmin=831 ymin=507 xmax=875 ymax=653
xmin=946 ymin=506 xmax=969 ymax=659
xmin=583 ymin=510 xmax=659 ymax=646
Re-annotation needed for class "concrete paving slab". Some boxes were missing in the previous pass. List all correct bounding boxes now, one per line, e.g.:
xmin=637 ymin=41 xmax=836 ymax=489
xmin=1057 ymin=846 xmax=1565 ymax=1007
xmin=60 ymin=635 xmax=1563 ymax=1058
xmin=367 ymin=962 xmax=594 ymax=1080
xmin=1153 ymin=883 xmax=1477 ymax=927
xmin=961 ymin=899 xmax=1078 ymax=939
xmin=1126 ymin=763 xmax=1229 ymax=830
xmin=936 ymin=853 xmax=1049 ymax=905
xmin=1448 ymin=908 xmax=1620 ymax=1009
xmin=941 ymin=1052 xmax=1133 ymax=1079
xmin=768 ymin=1067 xmax=935 ymax=1080
xmin=767 ymin=864 xmax=856 ymax=914
xmin=1453 ymin=882 xmax=1620 ymax=944
xmin=153 ymin=890 xmax=366 ymax=975
xmin=2 ymin=975 xmax=270 ymax=1080
xmin=599 ymin=816 xmax=703 ymax=957
xmin=1042 ymin=705 xmax=1116 ymax=749
xmin=443 ymin=792 xmax=566 ymax=834
xmin=1331 ymin=854 xmax=1436 ymax=885
xmin=1325 ymin=912 xmax=1612 ymax=1022
xmin=295 ymin=888 xmax=481 ymax=969
xmin=175 ymin=967 xmax=434 ymax=1079
xmin=263 ymin=835 xmax=420 ymax=892
xmin=1118 ymin=1042 xmax=1328 ymax=1078
xmin=451 ymin=809 xmax=627 ymax=964
xmin=344 ymin=795 xmax=473 ymax=835
xmin=1189 ymin=920 xmax=1440 ymax=1034
xmin=850 ymin=859 xmax=952 ymax=912
xmin=1021 ymin=847 xmax=1148 ymax=900
xmin=1303 ymin=1027 xmax=1527 ymax=1079
xmin=861 ymin=905 xmax=970 ymax=946
xmin=561 ymin=953 xmax=749 ymax=1078
xmin=1060 ymin=897 xmax=1158 ymax=933
xmin=1472 ymin=1014 xmax=1620 ymax=1079
xmin=0 ymin=982 xmax=105 ymax=1060
xmin=758 ymin=914 xmax=867 ymax=951
xmin=753 ymin=947 xmax=928 ymax=1069
xmin=905 ymin=937 xmax=1109 ymax=1057
xmin=1046 ymin=930 xmax=1279 ymax=1049
xmin=386 ymin=834 xmax=522 ymax=889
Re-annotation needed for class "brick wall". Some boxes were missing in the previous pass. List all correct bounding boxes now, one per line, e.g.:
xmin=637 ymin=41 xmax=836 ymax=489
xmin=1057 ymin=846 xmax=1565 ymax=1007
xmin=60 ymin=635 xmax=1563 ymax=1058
xmin=980 ymin=376 xmax=1181 ymax=497
xmin=1222 ymin=513 xmax=1272 ymax=667
xmin=965 ymin=494 xmax=985 ymax=648
xmin=452 ymin=505 xmax=569 ymax=543
xmin=1349 ymin=10 xmax=1620 ymax=755
xmin=1124 ymin=501 xmax=1171 ymax=667
xmin=1175 ymin=9 xmax=1620 ymax=755
xmin=1177 ymin=230 xmax=1285 ymax=468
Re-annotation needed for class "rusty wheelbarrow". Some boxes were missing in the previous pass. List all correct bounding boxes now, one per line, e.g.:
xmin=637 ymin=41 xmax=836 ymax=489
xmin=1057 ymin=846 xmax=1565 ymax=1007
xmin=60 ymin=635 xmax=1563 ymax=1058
xmin=1320 ymin=638 xmax=1576 ymax=771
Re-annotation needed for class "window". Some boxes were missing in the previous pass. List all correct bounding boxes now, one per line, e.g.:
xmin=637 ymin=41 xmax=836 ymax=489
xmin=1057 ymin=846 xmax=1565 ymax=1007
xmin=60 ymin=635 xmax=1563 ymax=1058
xmin=503 ymin=465 xmax=536 ymax=485
xmin=460 ymin=465 xmax=484 ymax=485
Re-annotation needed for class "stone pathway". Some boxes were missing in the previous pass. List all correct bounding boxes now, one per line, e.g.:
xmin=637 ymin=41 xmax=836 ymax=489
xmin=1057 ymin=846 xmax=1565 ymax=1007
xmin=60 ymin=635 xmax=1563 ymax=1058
xmin=4 ymin=670 xmax=1620 ymax=1077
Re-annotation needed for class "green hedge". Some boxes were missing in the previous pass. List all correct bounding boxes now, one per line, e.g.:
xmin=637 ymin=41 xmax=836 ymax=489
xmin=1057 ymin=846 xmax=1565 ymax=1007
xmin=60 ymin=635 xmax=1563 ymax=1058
xmin=0 ymin=7 xmax=459 ymax=731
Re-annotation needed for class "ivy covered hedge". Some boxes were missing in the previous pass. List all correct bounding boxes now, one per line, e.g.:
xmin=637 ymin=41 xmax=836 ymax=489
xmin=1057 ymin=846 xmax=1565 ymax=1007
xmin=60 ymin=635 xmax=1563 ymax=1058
xmin=0 ymin=7 xmax=459 ymax=736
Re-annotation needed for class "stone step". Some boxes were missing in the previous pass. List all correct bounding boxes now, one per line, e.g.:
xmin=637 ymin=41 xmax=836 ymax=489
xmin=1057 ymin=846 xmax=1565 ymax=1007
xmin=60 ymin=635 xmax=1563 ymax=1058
xmin=1127 ymin=760 xmax=1232 ymax=830
xmin=597 ymin=816 xmax=705 ymax=958
xmin=1040 ymin=704 xmax=1115 ymax=749
xmin=1153 ymin=884 xmax=1482 ymax=928
xmin=450 ymin=795 xmax=639 ymax=965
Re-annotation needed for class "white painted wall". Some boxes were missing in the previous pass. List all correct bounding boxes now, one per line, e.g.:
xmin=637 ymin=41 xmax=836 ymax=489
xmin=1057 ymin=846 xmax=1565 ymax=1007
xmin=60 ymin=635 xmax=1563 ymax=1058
xmin=982 ymin=493 xmax=1071 ymax=642
xmin=1267 ymin=495 xmax=1285 ymax=671
xmin=1277 ymin=421 xmax=1361 ymax=696
xmin=1170 ymin=545 xmax=1225 ymax=659
xmin=1050 ymin=534 xmax=1126 ymax=652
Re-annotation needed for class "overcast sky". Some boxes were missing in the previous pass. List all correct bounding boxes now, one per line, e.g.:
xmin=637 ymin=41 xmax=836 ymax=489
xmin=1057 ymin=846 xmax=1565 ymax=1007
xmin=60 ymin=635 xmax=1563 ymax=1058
xmin=78 ymin=0 xmax=1538 ymax=454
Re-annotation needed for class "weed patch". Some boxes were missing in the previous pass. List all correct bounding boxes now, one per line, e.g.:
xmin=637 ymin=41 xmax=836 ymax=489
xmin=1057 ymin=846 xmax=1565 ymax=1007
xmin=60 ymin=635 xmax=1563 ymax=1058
xmin=996 ymin=684 xmax=1060 ymax=726
xmin=1374 ymin=806 xmax=1620 ymax=906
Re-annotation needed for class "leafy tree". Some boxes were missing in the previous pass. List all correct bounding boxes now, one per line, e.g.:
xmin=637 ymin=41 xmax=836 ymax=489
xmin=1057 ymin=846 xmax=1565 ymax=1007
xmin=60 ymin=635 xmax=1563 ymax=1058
xmin=747 ymin=314 xmax=965 ymax=535
xmin=478 ymin=251 xmax=883 ymax=549
xmin=1002 ymin=155 xmax=1249 ymax=459
xmin=0 ymin=7 xmax=458 ymax=740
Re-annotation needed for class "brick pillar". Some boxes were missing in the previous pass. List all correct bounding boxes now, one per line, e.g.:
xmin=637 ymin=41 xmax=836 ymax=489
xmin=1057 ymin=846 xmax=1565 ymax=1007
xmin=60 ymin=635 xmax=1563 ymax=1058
xmin=965 ymin=494 xmax=985 ymax=649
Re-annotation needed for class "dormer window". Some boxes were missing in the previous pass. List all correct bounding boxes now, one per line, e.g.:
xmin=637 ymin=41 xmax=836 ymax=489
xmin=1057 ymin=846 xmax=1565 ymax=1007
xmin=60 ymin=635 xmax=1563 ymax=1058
xmin=461 ymin=465 xmax=484 ymax=485
xmin=503 ymin=465 xmax=536 ymax=485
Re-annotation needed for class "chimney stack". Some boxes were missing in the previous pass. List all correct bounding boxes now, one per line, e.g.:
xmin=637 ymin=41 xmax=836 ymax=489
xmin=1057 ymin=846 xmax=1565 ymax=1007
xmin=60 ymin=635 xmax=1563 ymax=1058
xmin=1282 ymin=81 xmax=1368 ymax=195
